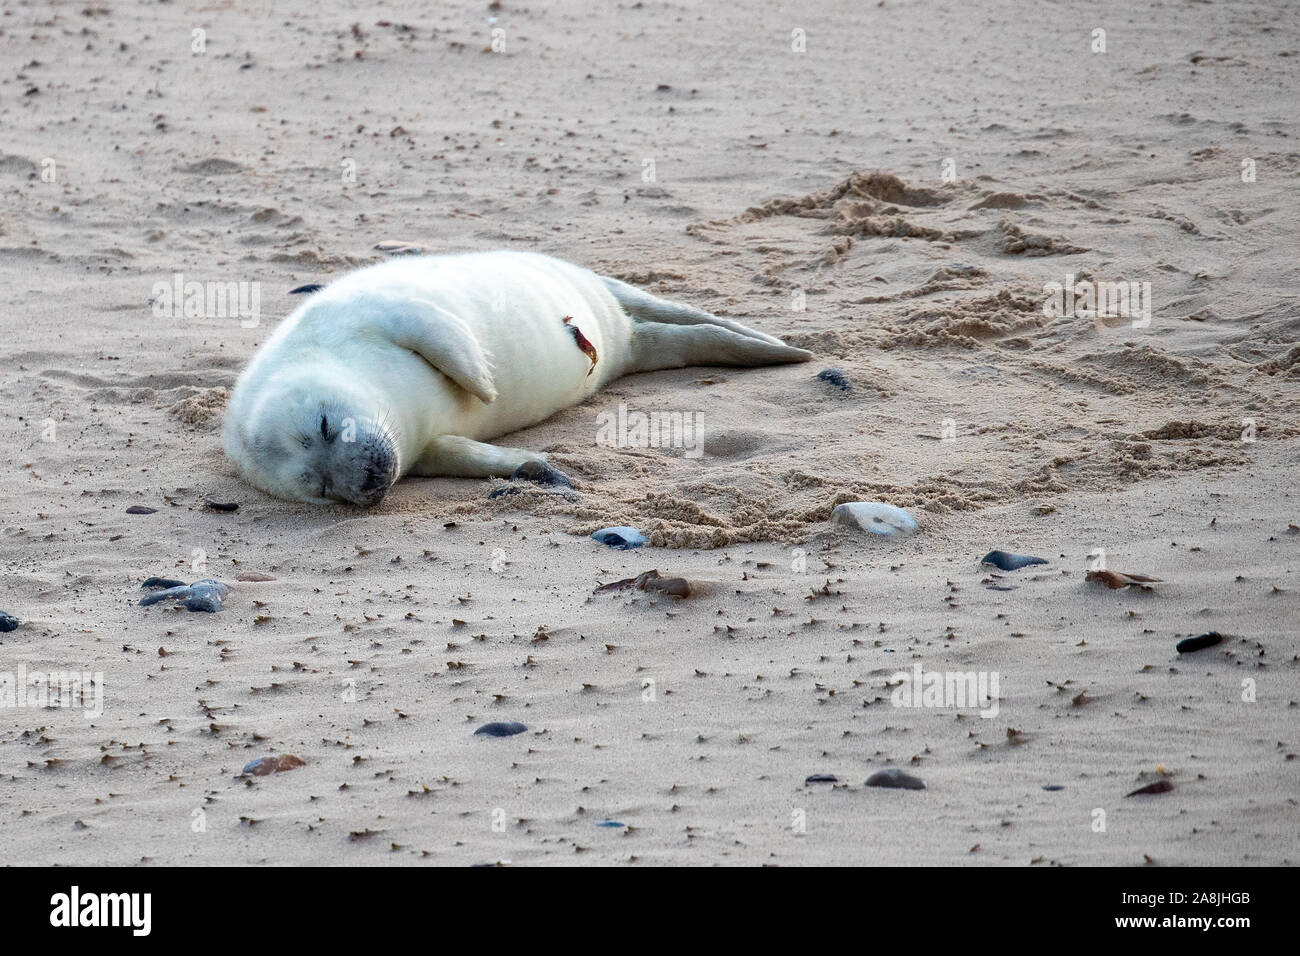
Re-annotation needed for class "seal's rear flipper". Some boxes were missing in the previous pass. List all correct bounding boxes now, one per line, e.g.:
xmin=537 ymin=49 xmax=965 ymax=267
xmin=601 ymin=275 xmax=790 ymax=346
xmin=601 ymin=274 xmax=812 ymax=371
xmin=629 ymin=321 xmax=813 ymax=372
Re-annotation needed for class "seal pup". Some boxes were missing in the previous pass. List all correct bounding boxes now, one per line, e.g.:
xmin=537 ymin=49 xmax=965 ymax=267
xmin=223 ymin=250 xmax=812 ymax=506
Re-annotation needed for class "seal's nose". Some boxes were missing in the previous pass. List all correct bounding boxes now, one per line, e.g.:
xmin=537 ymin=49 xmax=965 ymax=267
xmin=354 ymin=486 xmax=388 ymax=508
xmin=348 ymin=440 xmax=397 ymax=506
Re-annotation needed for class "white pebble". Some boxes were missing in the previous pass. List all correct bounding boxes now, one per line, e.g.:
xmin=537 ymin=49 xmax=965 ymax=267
xmin=829 ymin=502 xmax=918 ymax=537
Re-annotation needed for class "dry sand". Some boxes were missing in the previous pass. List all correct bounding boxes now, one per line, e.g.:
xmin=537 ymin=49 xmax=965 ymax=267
xmin=0 ymin=0 xmax=1297 ymax=865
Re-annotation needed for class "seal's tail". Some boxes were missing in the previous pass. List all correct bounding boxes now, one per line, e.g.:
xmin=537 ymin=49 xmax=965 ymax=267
xmin=601 ymin=274 xmax=813 ymax=372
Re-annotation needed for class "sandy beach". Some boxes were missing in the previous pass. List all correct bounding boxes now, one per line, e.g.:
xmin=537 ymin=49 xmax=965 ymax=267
xmin=1 ymin=0 xmax=1297 ymax=866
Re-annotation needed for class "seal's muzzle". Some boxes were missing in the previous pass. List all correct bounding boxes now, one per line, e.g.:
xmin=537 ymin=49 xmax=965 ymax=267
xmin=345 ymin=430 xmax=398 ymax=507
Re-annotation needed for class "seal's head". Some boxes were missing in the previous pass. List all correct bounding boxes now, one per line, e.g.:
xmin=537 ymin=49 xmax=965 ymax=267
xmin=224 ymin=374 xmax=399 ymax=506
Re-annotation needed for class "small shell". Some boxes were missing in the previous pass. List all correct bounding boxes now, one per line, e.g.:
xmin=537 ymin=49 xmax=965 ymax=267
xmin=243 ymin=754 xmax=305 ymax=776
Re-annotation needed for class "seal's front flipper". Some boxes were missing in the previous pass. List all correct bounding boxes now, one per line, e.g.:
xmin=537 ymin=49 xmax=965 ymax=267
xmin=370 ymin=297 xmax=498 ymax=404
xmin=410 ymin=434 xmax=548 ymax=479
xmin=629 ymin=321 xmax=812 ymax=372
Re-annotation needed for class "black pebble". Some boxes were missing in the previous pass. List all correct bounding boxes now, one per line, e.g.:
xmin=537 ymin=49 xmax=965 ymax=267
xmin=816 ymin=368 xmax=851 ymax=391
xmin=1042 ymin=784 xmax=1065 ymax=792
xmin=980 ymin=549 xmax=1048 ymax=571
xmin=126 ymin=505 xmax=157 ymax=515
xmin=1176 ymin=631 xmax=1223 ymax=654
xmin=488 ymin=487 xmax=521 ymax=499
xmin=205 ymin=501 xmax=239 ymax=512
xmin=0 ymin=612 xmax=19 ymax=633
xmin=864 ymin=768 xmax=926 ymax=790
xmin=474 ymin=721 xmax=528 ymax=737
xmin=289 ymin=284 xmax=324 ymax=295
xmin=141 ymin=577 xmax=187 ymax=590
xmin=805 ymin=774 xmax=838 ymax=784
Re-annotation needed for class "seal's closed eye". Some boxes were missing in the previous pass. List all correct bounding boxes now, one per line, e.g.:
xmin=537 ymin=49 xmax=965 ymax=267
xmin=320 ymin=414 xmax=330 ymax=440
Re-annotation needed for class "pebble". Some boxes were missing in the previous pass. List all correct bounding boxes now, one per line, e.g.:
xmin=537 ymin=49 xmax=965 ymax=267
xmin=125 ymin=505 xmax=157 ymax=515
xmin=830 ymin=502 xmax=918 ymax=538
xmin=1126 ymin=780 xmax=1174 ymax=797
xmin=141 ymin=576 xmax=187 ymax=590
xmin=204 ymin=500 xmax=239 ymax=512
xmin=474 ymin=721 xmax=528 ymax=737
xmin=816 ymin=368 xmax=851 ymax=391
xmin=864 ymin=768 xmax=926 ymax=790
xmin=805 ymin=774 xmax=838 ymax=784
xmin=243 ymin=754 xmax=306 ymax=776
xmin=594 ymin=820 xmax=627 ymax=829
xmin=0 ymin=612 xmax=19 ymax=633
xmin=374 ymin=240 xmax=428 ymax=256
xmin=139 ymin=578 xmax=230 ymax=613
xmin=1176 ymin=631 xmax=1223 ymax=654
xmin=980 ymin=549 xmax=1048 ymax=571
xmin=289 ymin=283 xmax=324 ymax=295
xmin=591 ymin=526 xmax=647 ymax=549
xmin=1042 ymin=784 xmax=1065 ymax=792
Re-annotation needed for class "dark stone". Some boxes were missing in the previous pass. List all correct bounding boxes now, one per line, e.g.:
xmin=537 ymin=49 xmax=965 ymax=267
xmin=816 ymin=368 xmax=851 ymax=391
xmin=474 ymin=721 xmax=528 ymax=738
xmin=139 ymin=579 xmax=229 ymax=612
xmin=980 ymin=550 xmax=1048 ymax=571
xmin=1175 ymin=631 xmax=1223 ymax=654
xmin=141 ymin=577 xmax=187 ymax=590
xmin=1126 ymin=780 xmax=1174 ymax=797
xmin=864 ymin=768 xmax=926 ymax=790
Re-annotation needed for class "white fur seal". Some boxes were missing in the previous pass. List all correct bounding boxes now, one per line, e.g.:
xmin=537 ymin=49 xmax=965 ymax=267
xmin=223 ymin=250 xmax=812 ymax=506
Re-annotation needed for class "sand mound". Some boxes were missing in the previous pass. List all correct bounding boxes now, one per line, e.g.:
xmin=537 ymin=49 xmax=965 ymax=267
xmin=168 ymin=387 xmax=230 ymax=427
